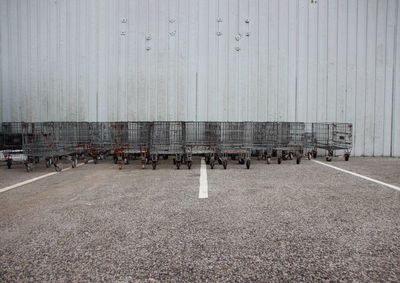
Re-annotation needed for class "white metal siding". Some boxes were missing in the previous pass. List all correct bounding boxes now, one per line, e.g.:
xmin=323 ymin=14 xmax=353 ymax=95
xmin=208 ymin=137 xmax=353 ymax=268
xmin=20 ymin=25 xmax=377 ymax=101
xmin=0 ymin=0 xmax=399 ymax=156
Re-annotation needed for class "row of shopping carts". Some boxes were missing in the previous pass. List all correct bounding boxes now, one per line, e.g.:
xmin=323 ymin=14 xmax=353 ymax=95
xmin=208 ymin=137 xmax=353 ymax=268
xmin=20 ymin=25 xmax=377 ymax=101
xmin=0 ymin=121 xmax=352 ymax=171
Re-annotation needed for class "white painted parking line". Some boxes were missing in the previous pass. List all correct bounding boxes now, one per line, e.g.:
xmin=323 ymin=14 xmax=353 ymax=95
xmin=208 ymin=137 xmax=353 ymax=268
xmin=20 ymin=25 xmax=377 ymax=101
xmin=0 ymin=160 xmax=92 ymax=194
xmin=313 ymin=160 xmax=400 ymax=192
xmin=0 ymin=172 xmax=58 ymax=193
xmin=199 ymin=158 xmax=208 ymax=199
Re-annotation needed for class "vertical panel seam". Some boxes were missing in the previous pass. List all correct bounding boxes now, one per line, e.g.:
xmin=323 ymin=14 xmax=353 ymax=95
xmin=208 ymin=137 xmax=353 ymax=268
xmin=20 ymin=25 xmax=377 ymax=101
xmin=391 ymin=0 xmax=399 ymax=156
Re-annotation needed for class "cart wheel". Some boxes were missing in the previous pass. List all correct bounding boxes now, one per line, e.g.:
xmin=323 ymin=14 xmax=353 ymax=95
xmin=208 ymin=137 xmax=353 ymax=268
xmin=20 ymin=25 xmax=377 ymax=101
xmin=46 ymin=160 xmax=51 ymax=168
xmin=55 ymin=163 xmax=63 ymax=172
xmin=26 ymin=163 xmax=33 ymax=172
xmin=308 ymin=152 xmax=312 ymax=160
xmin=344 ymin=154 xmax=350 ymax=161
xmin=6 ymin=160 xmax=12 ymax=169
xmin=267 ymin=157 xmax=271 ymax=164
xmin=187 ymin=161 xmax=192 ymax=170
xmin=312 ymin=151 xmax=317 ymax=159
xmin=34 ymin=157 xmax=40 ymax=164
xmin=246 ymin=159 xmax=251 ymax=169
xmin=210 ymin=159 xmax=215 ymax=169
xmin=113 ymin=157 xmax=117 ymax=164
xmin=119 ymin=164 xmax=122 ymax=170
xmin=173 ymin=158 xmax=176 ymax=165
xmin=176 ymin=161 xmax=181 ymax=170
xmin=238 ymin=158 xmax=245 ymax=165
xmin=326 ymin=156 xmax=332 ymax=162
xmin=296 ymin=156 xmax=301 ymax=164
xmin=205 ymin=157 xmax=210 ymax=165
xmin=124 ymin=158 xmax=128 ymax=165
xmin=72 ymin=159 xmax=77 ymax=168
xmin=94 ymin=158 xmax=98 ymax=164
xmin=289 ymin=153 xmax=293 ymax=160
xmin=152 ymin=161 xmax=157 ymax=170
xmin=277 ymin=157 xmax=282 ymax=164
xmin=222 ymin=160 xmax=227 ymax=170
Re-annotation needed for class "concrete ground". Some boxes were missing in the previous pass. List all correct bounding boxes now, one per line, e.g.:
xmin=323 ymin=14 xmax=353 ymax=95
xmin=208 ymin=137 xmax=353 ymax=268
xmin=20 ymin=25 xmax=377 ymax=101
xmin=0 ymin=156 xmax=400 ymax=282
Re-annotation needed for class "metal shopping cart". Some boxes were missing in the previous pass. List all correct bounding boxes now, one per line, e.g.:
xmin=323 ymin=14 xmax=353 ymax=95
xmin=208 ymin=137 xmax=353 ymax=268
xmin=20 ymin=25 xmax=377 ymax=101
xmin=149 ymin=122 xmax=185 ymax=170
xmin=110 ymin=122 xmax=151 ymax=169
xmin=273 ymin=122 xmax=304 ymax=164
xmin=22 ymin=122 xmax=79 ymax=172
xmin=183 ymin=122 xmax=221 ymax=169
xmin=251 ymin=122 xmax=275 ymax=164
xmin=308 ymin=122 xmax=352 ymax=161
xmin=214 ymin=122 xmax=252 ymax=169
xmin=0 ymin=122 xmax=25 ymax=169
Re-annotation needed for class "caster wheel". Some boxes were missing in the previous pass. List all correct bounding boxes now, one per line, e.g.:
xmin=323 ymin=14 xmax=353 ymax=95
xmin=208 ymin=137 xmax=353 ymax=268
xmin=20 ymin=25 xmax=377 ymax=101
xmin=277 ymin=157 xmax=282 ymax=164
xmin=296 ymin=156 xmax=301 ymax=164
xmin=238 ymin=158 xmax=245 ymax=165
xmin=326 ymin=156 xmax=332 ymax=162
xmin=187 ymin=161 xmax=192 ymax=170
xmin=94 ymin=158 xmax=98 ymax=164
xmin=55 ymin=164 xmax=63 ymax=172
xmin=205 ymin=157 xmax=210 ymax=165
xmin=345 ymin=154 xmax=350 ymax=161
xmin=222 ymin=160 xmax=227 ymax=170
xmin=176 ymin=162 xmax=181 ymax=170
xmin=312 ymin=151 xmax=317 ymax=159
xmin=152 ymin=162 xmax=157 ymax=170
xmin=72 ymin=160 xmax=77 ymax=168
xmin=6 ymin=160 xmax=12 ymax=169
xmin=26 ymin=163 xmax=33 ymax=172
xmin=308 ymin=152 xmax=312 ymax=160
xmin=46 ymin=160 xmax=51 ymax=168
xmin=210 ymin=159 xmax=215 ymax=169
xmin=267 ymin=157 xmax=271 ymax=164
xmin=289 ymin=153 xmax=293 ymax=160
xmin=124 ymin=158 xmax=128 ymax=165
xmin=246 ymin=159 xmax=251 ymax=169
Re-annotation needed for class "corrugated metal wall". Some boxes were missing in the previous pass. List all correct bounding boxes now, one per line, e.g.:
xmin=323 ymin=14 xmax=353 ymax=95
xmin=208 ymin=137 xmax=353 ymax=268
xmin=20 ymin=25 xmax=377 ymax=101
xmin=0 ymin=0 xmax=399 ymax=156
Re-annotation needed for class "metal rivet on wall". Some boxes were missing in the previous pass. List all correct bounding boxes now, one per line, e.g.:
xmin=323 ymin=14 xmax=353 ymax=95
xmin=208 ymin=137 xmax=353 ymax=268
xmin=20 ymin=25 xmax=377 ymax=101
xmin=245 ymin=19 xmax=250 ymax=24
xmin=146 ymin=46 xmax=151 ymax=51
xmin=169 ymin=18 xmax=176 ymax=23
xmin=120 ymin=31 xmax=126 ymax=36
xmin=121 ymin=18 xmax=127 ymax=23
xmin=146 ymin=34 xmax=152 ymax=40
xmin=216 ymin=31 xmax=222 ymax=36
xmin=235 ymin=34 xmax=242 ymax=41
xmin=169 ymin=30 xmax=176 ymax=36
xmin=217 ymin=17 xmax=223 ymax=22
xmin=235 ymin=47 xmax=240 ymax=51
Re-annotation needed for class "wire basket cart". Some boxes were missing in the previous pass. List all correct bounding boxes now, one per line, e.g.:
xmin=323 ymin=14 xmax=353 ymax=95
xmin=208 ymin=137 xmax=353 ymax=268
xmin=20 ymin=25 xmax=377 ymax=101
xmin=149 ymin=122 xmax=185 ymax=170
xmin=308 ymin=122 xmax=352 ymax=161
xmin=251 ymin=122 xmax=275 ymax=164
xmin=1 ymin=122 xmax=25 ymax=169
xmin=214 ymin=122 xmax=252 ymax=169
xmin=22 ymin=122 xmax=79 ymax=172
xmin=77 ymin=122 xmax=112 ymax=164
xmin=273 ymin=122 xmax=304 ymax=164
xmin=110 ymin=122 xmax=151 ymax=169
xmin=183 ymin=122 xmax=221 ymax=169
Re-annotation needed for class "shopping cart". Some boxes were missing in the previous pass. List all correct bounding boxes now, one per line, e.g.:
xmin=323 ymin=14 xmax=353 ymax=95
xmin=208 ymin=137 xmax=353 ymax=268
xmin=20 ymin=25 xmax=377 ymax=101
xmin=149 ymin=122 xmax=185 ymax=169
xmin=273 ymin=122 xmax=304 ymax=164
xmin=308 ymin=122 xmax=352 ymax=161
xmin=110 ymin=122 xmax=151 ymax=169
xmin=183 ymin=122 xmax=221 ymax=169
xmin=77 ymin=122 xmax=112 ymax=164
xmin=1 ymin=122 xmax=25 ymax=169
xmin=251 ymin=122 xmax=275 ymax=164
xmin=22 ymin=122 xmax=79 ymax=172
xmin=214 ymin=122 xmax=252 ymax=169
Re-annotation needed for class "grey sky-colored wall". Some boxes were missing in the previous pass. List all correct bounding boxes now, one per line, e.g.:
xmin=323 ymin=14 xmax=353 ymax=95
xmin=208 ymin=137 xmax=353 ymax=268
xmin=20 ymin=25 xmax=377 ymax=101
xmin=0 ymin=0 xmax=399 ymax=156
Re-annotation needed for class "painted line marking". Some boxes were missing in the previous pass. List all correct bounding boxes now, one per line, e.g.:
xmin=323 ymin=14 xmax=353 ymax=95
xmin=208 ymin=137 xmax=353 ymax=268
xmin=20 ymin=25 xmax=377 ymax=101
xmin=0 ymin=160 xmax=92 ymax=194
xmin=313 ymin=160 xmax=400 ymax=192
xmin=199 ymin=158 xmax=208 ymax=199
